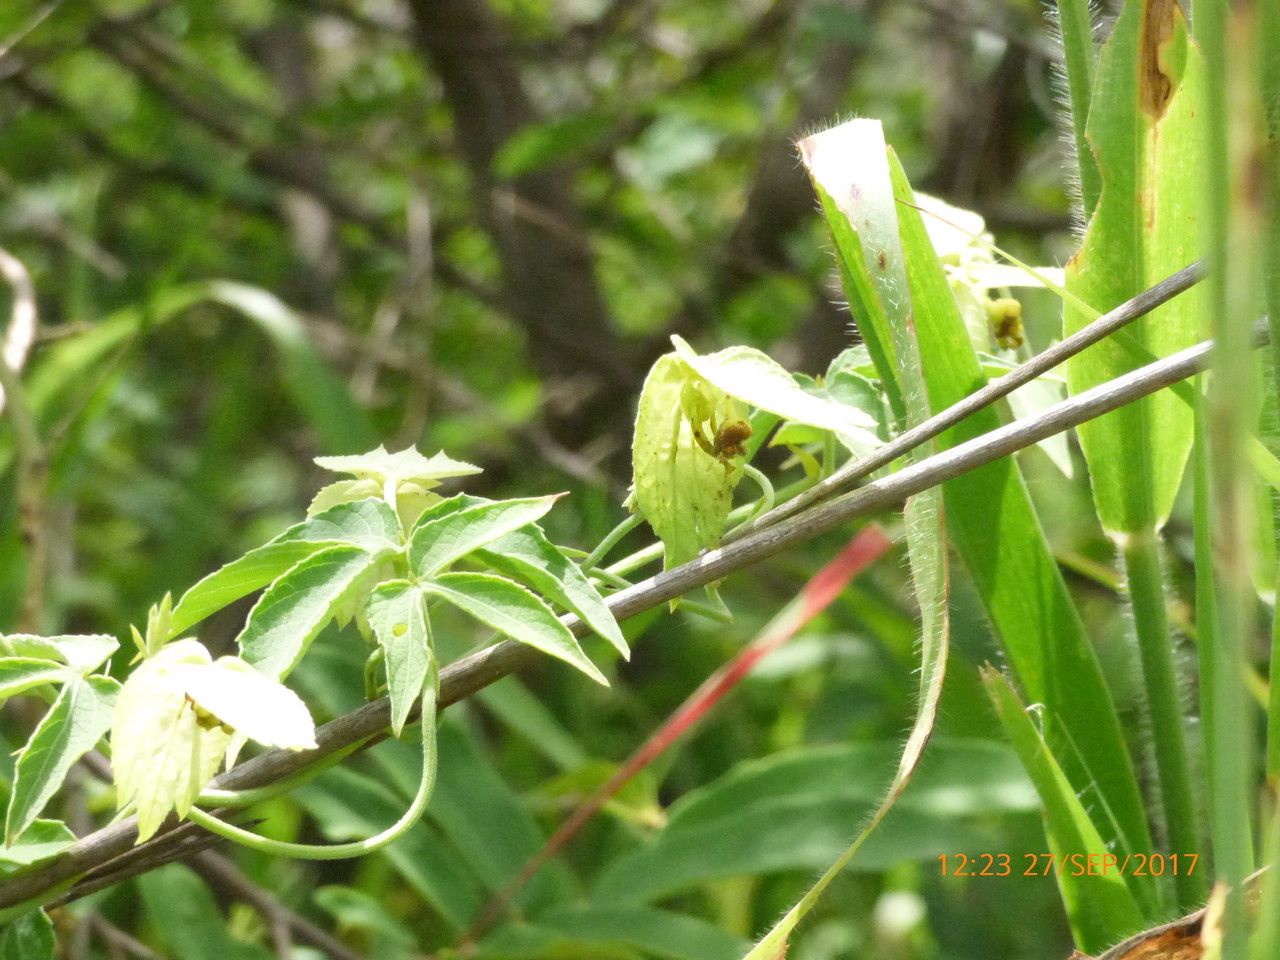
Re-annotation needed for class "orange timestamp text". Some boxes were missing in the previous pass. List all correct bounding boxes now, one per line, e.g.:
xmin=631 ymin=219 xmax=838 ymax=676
xmin=937 ymin=852 xmax=1199 ymax=879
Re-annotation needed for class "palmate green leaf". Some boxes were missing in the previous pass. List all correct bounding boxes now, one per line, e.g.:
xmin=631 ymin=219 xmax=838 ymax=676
xmin=422 ymin=572 xmax=607 ymax=685
xmin=315 ymin=444 xmax=481 ymax=490
xmin=276 ymin=496 xmax=402 ymax=551
xmin=6 ymin=675 xmax=118 ymax=844
xmin=1064 ymin=0 xmax=1205 ymax=534
xmin=670 ymin=336 xmax=882 ymax=453
xmin=364 ymin=580 xmax=433 ymax=737
xmin=632 ymin=354 xmax=745 ymax=570
xmin=170 ymin=498 xmax=401 ymax=636
xmin=0 ymin=659 xmax=69 ymax=705
xmin=984 ymin=668 xmax=1146 ymax=954
xmin=478 ymin=526 xmax=628 ymax=658
xmin=0 ymin=908 xmax=54 ymax=960
xmin=594 ymin=740 xmax=1036 ymax=906
xmin=889 ymin=151 xmax=1154 ymax=861
xmin=237 ymin=544 xmax=381 ymax=678
xmin=170 ymin=541 xmax=324 ymax=638
xmin=409 ymin=495 xmax=560 ymax=578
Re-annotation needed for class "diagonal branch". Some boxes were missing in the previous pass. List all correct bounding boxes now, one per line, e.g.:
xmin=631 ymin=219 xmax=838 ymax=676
xmin=0 ymin=293 xmax=1256 ymax=915
xmin=728 ymin=260 xmax=1205 ymax=541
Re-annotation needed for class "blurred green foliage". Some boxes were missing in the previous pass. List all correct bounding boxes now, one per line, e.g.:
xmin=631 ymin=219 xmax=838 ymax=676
xmin=0 ymin=0 xmax=1134 ymax=957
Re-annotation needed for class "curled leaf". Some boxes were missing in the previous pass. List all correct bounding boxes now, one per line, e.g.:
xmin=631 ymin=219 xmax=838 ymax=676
xmin=631 ymin=354 xmax=745 ymax=570
xmin=112 ymin=639 xmax=316 ymax=840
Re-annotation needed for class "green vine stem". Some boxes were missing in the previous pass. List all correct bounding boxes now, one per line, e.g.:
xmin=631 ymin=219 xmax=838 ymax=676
xmin=738 ymin=463 xmax=775 ymax=524
xmin=188 ymin=677 xmax=437 ymax=859
xmin=197 ymin=739 xmax=368 ymax=809
xmin=581 ymin=512 xmax=645 ymax=572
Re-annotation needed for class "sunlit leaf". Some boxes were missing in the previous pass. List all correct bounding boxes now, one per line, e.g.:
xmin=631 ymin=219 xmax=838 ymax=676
xmin=671 ymin=336 xmax=882 ymax=453
xmin=176 ymin=657 xmax=316 ymax=751
xmin=0 ymin=634 xmax=117 ymax=674
xmin=112 ymin=641 xmax=231 ymax=842
xmin=0 ymin=820 xmax=76 ymax=871
xmin=1064 ymin=0 xmax=1206 ymax=534
xmin=0 ymin=659 xmax=69 ymax=706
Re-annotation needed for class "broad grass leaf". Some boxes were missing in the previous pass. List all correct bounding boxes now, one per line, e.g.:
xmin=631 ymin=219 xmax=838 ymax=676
xmin=478 ymin=526 xmax=628 ymax=658
xmin=631 ymin=354 xmax=744 ymax=570
xmin=1064 ymin=0 xmax=1205 ymax=534
xmin=6 ymin=675 xmax=117 ymax=844
xmin=984 ymin=668 xmax=1147 ymax=953
xmin=473 ymin=676 xmax=589 ymax=771
xmin=594 ymin=740 xmax=1036 ymax=905
xmin=364 ymin=580 xmax=433 ymax=736
xmin=422 ymin=572 xmax=606 ymax=685
xmin=897 ymin=138 xmax=1153 ymax=866
xmin=409 ymin=496 xmax=560 ymax=578
xmin=481 ymin=906 xmax=751 ymax=960
xmin=236 ymin=544 xmax=379 ymax=678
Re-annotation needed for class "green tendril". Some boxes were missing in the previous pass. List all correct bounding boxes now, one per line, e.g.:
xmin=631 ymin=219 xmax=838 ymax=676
xmin=188 ymin=674 xmax=437 ymax=860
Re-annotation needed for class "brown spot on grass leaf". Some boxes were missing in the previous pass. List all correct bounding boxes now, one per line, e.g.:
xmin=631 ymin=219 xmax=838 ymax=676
xmin=1139 ymin=0 xmax=1184 ymax=118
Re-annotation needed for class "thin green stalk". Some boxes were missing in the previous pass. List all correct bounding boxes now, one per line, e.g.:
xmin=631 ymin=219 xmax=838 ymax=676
xmin=1200 ymin=1 xmax=1264 ymax=955
xmin=581 ymin=512 xmax=644 ymax=571
xmin=740 ymin=463 xmax=774 ymax=521
xmin=197 ymin=739 xmax=368 ymax=809
xmin=1121 ymin=532 xmax=1206 ymax=909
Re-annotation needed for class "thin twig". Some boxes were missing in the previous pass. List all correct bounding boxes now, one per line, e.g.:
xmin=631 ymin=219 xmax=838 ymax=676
xmin=86 ymin=915 xmax=168 ymax=960
xmin=188 ymin=852 xmax=363 ymax=960
xmin=727 ymin=260 xmax=1205 ymax=542
xmin=0 ymin=313 xmax=1254 ymax=913
xmin=0 ymin=247 xmax=47 ymax=631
